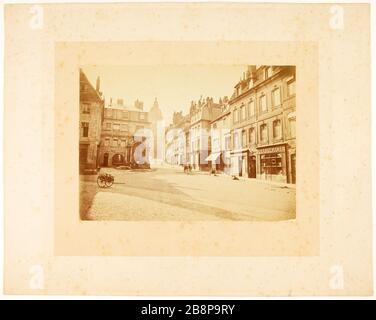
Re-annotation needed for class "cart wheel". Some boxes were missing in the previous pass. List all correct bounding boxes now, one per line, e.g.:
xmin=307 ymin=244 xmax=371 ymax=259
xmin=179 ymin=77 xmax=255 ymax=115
xmin=97 ymin=176 xmax=106 ymax=188
xmin=105 ymin=177 xmax=114 ymax=188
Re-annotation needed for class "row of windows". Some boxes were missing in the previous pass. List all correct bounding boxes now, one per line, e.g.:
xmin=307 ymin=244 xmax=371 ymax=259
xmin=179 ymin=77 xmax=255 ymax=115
xmin=190 ymin=124 xmax=201 ymax=137
xmin=233 ymin=80 xmax=295 ymax=124
xmin=104 ymin=138 xmax=128 ymax=148
xmin=232 ymin=119 xmax=295 ymax=149
xmin=81 ymin=104 xmax=90 ymax=114
xmin=188 ymin=138 xmax=201 ymax=151
xmin=105 ymin=109 xmax=146 ymax=121
xmin=105 ymin=122 xmax=129 ymax=131
xmin=235 ymin=67 xmax=274 ymax=97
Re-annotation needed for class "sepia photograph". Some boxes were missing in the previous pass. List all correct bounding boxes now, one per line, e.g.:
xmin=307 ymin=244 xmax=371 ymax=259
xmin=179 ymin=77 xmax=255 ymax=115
xmin=79 ymin=65 xmax=296 ymax=221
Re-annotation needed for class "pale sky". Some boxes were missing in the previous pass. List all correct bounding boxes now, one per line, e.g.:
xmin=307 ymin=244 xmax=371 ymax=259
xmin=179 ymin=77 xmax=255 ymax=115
xmin=82 ymin=65 xmax=246 ymax=124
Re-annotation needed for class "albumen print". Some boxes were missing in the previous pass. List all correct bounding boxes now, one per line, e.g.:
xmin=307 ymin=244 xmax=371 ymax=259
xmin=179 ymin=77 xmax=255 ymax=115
xmin=79 ymin=65 xmax=297 ymax=221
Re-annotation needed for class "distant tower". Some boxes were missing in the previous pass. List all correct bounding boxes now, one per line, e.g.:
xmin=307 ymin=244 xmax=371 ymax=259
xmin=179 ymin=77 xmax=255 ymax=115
xmin=149 ymin=97 xmax=164 ymax=163
xmin=150 ymin=97 xmax=163 ymax=120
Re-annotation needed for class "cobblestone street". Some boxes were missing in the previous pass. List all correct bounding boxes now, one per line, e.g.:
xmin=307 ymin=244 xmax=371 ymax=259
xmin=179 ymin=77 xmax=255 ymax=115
xmin=80 ymin=166 xmax=295 ymax=221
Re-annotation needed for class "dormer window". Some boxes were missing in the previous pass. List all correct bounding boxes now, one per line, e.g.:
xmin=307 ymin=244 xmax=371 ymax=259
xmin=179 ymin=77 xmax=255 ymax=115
xmin=265 ymin=67 xmax=272 ymax=79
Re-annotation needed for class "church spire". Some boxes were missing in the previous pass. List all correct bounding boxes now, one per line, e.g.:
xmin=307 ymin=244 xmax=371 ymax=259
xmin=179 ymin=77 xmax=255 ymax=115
xmin=150 ymin=97 xmax=162 ymax=121
xmin=153 ymin=97 xmax=159 ymax=108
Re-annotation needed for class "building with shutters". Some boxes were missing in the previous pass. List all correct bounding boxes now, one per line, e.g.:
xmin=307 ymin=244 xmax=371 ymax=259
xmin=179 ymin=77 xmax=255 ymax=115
xmin=208 ymin=96 xmax=231 ymax=174
xmin=165 ymin=111 xmax=190 ymax=166
xmin=79 ymin=69 xmax=104 ymax=173
xmin=188 ymin=97 xmax=222 ymax=171
xmin=228 ymin=65 xmax=296 ymax=183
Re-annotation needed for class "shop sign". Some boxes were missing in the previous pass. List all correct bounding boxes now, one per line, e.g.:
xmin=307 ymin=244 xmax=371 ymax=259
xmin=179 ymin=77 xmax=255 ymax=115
xmin=257 ymin=145 xmax=286 ymax=154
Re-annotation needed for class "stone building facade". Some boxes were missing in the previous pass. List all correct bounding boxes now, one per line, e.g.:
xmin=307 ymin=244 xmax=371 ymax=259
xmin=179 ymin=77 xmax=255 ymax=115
xmin=165 ymin=111 xmax=190 ymax=165
xmin=208 ymin=97 xmax=231 ymax=173
xmin=79 ymin=69 xmax=104 ymax=173
xmin=162 ymin=65 xmax=296 ymax=184
xmin=228 ymin=65 xmax=296 ymax=183
xmin=188 ymin=97 xmax=222 ymax=170
xmin=98 ymin=99 xmax=152 ymax=167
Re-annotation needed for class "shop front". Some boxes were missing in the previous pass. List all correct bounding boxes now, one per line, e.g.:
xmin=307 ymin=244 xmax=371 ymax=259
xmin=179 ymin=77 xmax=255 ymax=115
xmin=256 ymin=143 xmax=288 ymax=183
xmin=205 ymin=151 xmax=223 ymax=172
xmin=112 ymin=153 xmax=125 ymax=166
xmin=230 ymin=149 xmax=249 ymax=177
xmin=190 ymin=152 xmax=200 ymax=170
xmin=223 ymin=151 xmax=231 ymax=175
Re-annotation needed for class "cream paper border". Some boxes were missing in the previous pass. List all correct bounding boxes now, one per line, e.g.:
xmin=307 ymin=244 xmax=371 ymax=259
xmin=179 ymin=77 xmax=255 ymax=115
xmin=4 ymin=3 xmax=372 ymax=295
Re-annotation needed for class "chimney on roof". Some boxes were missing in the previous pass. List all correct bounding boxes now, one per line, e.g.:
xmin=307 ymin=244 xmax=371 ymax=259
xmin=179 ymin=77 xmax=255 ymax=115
xmin=134 ymin=99 xmax=144 ymax=110
xmin=248 ymin=65 xmax=257 ymax=79
xmin=96 ymin=76 xmax=100 ymax=92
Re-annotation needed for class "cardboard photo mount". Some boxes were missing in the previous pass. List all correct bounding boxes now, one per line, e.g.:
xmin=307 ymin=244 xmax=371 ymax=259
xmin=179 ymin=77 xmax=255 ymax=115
xmin=4 ymin=3 xmax=372 ymax=296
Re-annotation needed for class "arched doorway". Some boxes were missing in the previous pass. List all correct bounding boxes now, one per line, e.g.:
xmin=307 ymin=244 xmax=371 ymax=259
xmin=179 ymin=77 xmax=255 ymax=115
xmin=112 ymin=153 xmax=124 ymax=166
xmin=102 ymin=153 xmax=109 ymax=167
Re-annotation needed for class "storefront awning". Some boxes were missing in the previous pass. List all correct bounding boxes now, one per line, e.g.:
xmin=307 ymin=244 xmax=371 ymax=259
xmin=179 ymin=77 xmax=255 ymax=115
xmin=230 ymin=148 xmax=249 ymax=155
xmin=205 ymin=152 xmax=221 ymax=161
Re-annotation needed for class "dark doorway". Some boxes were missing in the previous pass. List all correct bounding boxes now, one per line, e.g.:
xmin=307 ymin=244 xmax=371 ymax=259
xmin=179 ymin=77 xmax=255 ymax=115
xmin=249 ymin=155 xmax=256 ymax=178
xmin=112 ymin=153 xmax=124 ymax=166
xmin=103 ymin=153 xmax=109 ymax=167
xmin=126 ymin=147 xmax=131 ymax=164
xmin=95 ymin=145 xmax=100 ymax=168
xmin=79 ymin=145 xmax=88 ymax=165
xmin=291 ymin=154 xmax=296 ymax=184
xmin=238 ymin=157 xmax=243 ymax=177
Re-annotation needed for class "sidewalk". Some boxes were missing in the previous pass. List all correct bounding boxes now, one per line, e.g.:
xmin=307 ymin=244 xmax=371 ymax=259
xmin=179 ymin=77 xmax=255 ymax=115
xmin=197 ymin=171 xmax=296 ymax=189
xmin=151 ymin=163 xmax=296 ymax=189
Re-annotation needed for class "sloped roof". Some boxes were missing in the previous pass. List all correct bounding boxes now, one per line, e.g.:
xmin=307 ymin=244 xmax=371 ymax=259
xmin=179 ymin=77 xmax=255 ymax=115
xmin=79 ymin=69 xmax=103 ymax=104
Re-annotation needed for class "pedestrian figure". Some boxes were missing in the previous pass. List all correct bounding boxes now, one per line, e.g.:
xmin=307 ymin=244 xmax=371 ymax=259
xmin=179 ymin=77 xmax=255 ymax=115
xmin=184 ymin=164 xmax=192 ymax=174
